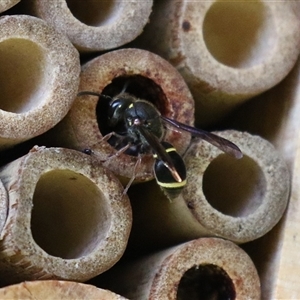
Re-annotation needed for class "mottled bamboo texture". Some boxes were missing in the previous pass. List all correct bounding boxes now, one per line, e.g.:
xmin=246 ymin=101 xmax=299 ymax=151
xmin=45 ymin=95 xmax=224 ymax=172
xmin=127 ymin=131 xmax=290 ymax=253
xmin=133 ymin=0 xmax=300 ymax=125
xmin=0 ymin=281 xmax=128 ymax=300
xmin=0 ymin=0 xmax=19 ymax=12
xmin=0 ymin=15 xmax=80 ymax=150
xmin=98 ymin=238 xmax=260 ymax=300
xmin=0 ymin=147 xmax=132 ymax=285
xmin=46 ymin=48 xmax=194 ymax=183
xmin=31 ymin=0 xmax=153 ymax=52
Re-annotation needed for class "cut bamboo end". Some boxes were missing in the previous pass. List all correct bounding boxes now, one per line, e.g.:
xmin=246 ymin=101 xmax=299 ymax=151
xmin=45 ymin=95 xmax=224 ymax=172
xmin=0 ymin=280 xmax=128 ymax=299
xmin=0 ymin=15 xmax=80 ymax=149
xmin=55 ymin=48 xmax=194 ymax=183
xmin=99 ymin=238 xmax=260 ymax=299
xmin=0 ymin=146 xmax=132 ymax=285
xmin=32 ymin=0 xmax=153 ymax=52
xmin=0 ymin=0 xmax=20 ymax=12
xmin=182 ymin=130 xmax=290 ymax=242
xmin=127 ymin=131 xmax=290 ymax=254
xmin=135 ymin=0 xmax=300 ymax=125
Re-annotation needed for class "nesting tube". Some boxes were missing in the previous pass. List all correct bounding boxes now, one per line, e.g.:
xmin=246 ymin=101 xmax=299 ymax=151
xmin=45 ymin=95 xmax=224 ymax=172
xmin=0 ymin=15 xmax=80 ymax=149
xmin=48 ymin=48 xmax=194 ymax=184
xmin=0 ymin=280 xmax=128 ymax=299
xmin=127 ymin=131 xmax=290 ymax=253
xmin=31 ymin=0 xmax=153 ymax=52
xmin=0 ymin=179 xmax=7 ymax=237
xmin=134 ymin=0 xmax=300 ymax=125
xmin=0 ymin=146 xmax=132 ymax=285
xmin=98 ymin=238 xmax=261 ymax=299
xmin=0 ymin=0 xmax=20 ymax=12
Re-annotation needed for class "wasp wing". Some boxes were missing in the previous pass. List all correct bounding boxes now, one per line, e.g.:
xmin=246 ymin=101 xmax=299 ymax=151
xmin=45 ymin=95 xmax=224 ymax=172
xmin=162 ymin=116 xmax=243 ymax=159
xmin=138 ymin=126 xmax=183 ymax=182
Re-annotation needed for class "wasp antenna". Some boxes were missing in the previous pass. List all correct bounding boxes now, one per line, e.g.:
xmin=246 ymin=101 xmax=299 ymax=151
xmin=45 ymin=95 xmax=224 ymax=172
xmin=120 ymin=80 xmax=130 ymax=94
xmin=77 ymin=91 xmax=112 ymax=101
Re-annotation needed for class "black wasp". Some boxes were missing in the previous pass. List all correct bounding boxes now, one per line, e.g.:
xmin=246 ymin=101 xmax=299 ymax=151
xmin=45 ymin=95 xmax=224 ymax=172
xmin=78 ymin=90 xmax=243 ymax=198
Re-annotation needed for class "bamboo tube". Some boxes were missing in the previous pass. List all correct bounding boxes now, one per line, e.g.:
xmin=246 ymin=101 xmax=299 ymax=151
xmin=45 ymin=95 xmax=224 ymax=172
xmin=222 ymin=58 xmax=300 ymax=299
xmin=0 ymin=280 xmax=128 ymax=299
xmin=0 ymin=146 xmax=132 ymax=285
xmin=127 ymin=130 xmax=290 ymax=254
xmin=133 ymin=0 xmax=300 ymax=125
xmin=0 ymin=15 xmax=80 ymax=150
xmin=46 ymin=48 xmax=194 ymax=184
xmin=0 ymin=0 xmax=20 ymax=12
xmin=31 ymin=0 xmax=153 ymax=52
xmin=98 ymin=238 xmax=260 ymax=299
xmin=0 ymin=179 xmax=7 ymax=237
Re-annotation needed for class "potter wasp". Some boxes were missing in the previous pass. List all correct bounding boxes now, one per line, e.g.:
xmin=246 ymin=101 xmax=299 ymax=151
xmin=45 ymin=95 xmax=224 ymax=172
xmin=78 ymin=90 xmax=243 ymax=198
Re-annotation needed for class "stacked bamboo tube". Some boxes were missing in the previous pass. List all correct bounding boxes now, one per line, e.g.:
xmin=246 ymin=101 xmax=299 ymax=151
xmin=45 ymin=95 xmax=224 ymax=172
xmin=0 ymin=14 xmax=80 ymax=149
xmin=0 ymin=280 xmax=128 ymax=299
xmin=132 ymin=0 xmax=300 ymax=125
xmin=0 ymin=146 xmax=132 ymax=285
xmin=0 ymin=1 xmax=299 ymax=299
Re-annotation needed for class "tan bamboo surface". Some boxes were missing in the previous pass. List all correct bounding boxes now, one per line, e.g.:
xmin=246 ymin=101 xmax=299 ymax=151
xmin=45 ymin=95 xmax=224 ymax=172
xmin=220 ymin=57 xmax=300 ymax=299
xmin=132 ymin=0 xmax=300 ymax=126
xmin=31 ymin=0 xmax=153 ymax=52
xmin=0 ymin=0 xmax=19 ymax=12
xmin=0 ymin=179 xmax=7 ymax=238
xmin=0 ymin=280 xmax=128 ymax=299
xmin=0 ymin=146 xmax=132 ymax=285
xmin=43 ymin=48 xmax=194 ymax=184
xmin=98 ymin=238 xmax=260 ymax=299
xmin=0 ymin=15 xmax=80 ymax=150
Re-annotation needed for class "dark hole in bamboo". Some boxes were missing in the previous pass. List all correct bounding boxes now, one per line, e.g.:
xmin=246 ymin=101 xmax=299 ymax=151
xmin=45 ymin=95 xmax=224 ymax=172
xmin=31 ymin=169 xmax=110 ymax=259
xmin=96 ymin=75 xmax=167 ymax=155
xmin=177 ymin=264 xmax=236 ymax=300
xmin=66 ymin=0 xmax=123 ymax=26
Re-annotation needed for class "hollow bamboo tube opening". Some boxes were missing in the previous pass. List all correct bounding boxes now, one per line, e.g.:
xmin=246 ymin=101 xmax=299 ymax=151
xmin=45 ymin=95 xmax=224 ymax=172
xmin=66 ymin=0 xmax=123 ymax=26
xmin=0 ymin=15 xmax=80 ymax=149
xmin=126 ymin=131 xmax=290 ymax=254
xmin=0 ymin=39 xmax=48 ymax=113
xmin=60 ymin=48 xmax=194 ymax=182
xmin=0 ymin=147 xmax=132 ymax=284
xmin=32 ymin=0 xmax=153 ymax=52
xmin=202 ymin=154 xmax=265 ymax=217
xmin=31 ymin=169 xmax=110 ymax=259
xmin=177 ymin=264 xmax=235 ymax=300
xmin=203 ymin=1 xmax=275 ymax=69
xmin=98 ymin=238 xmax=260 ymax=299
xmin=134 ymin=0 xmax=300 ymax=125
xmin=183 ymin=130 xmax=290 ymax=242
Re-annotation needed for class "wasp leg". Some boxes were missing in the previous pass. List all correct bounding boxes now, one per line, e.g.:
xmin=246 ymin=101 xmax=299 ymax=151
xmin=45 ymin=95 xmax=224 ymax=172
xmin=123 ymin=155 xmax=142 ymax=195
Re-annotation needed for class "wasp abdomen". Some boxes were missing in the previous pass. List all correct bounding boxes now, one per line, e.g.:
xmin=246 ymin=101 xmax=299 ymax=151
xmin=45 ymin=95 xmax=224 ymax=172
xmin=153 ymin=142 xmax=187 ymax=198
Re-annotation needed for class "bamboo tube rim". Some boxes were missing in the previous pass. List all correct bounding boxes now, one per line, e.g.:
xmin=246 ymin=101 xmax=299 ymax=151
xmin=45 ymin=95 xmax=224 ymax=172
xmin=149 ymin=238 xmax=260 ymax=299
xmin=183 ymin=130 xmax=290 ymax=242
xmin=0 ymin=15 xmax=80 ymax=145
xmin=179 ymin=1 xmax=300 ymax=96
xmin=0 ymin=280 xmax=128 ymax=299
xmin=69 ymin=48 xmax=194 ymax=182
xmin=33 ymin=0 xmax=153 ymax=52
xmin=0 ymin=146 xmax=132 ymax=282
